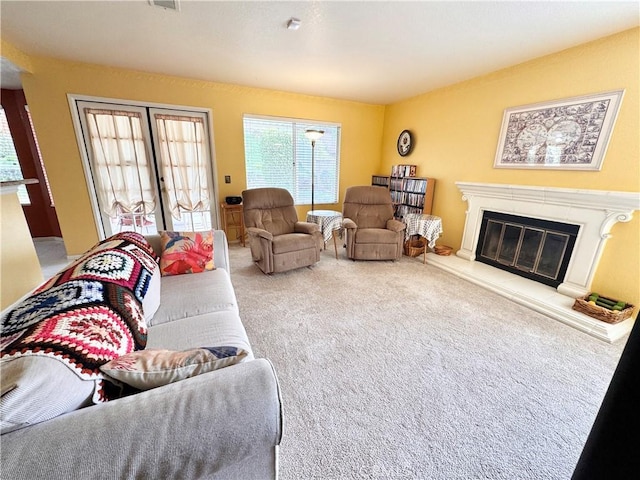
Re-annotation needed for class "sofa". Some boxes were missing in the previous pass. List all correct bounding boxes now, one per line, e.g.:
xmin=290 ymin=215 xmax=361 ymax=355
xmin=0 ymin=230 xmax=282 ymax=480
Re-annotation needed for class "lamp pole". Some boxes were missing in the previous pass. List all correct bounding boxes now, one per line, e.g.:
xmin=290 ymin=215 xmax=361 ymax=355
xmin=311 ymin=138 xmax=316 ymax=212
xmin=304 ymin=129 xmax=324 ymax=213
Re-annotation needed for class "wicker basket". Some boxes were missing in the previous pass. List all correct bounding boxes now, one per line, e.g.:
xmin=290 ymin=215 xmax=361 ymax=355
xmin=572 ymin=294 xmax=634 ymax=324
xmin=434 ymin=245 xmax=453 ymax=256
xmin=404 ymin=237 xmax=426 ymax=257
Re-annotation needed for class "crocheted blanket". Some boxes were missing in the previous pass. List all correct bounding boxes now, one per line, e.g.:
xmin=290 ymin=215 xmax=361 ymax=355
xmin=1 ymin=232 xmax=158 ymax=402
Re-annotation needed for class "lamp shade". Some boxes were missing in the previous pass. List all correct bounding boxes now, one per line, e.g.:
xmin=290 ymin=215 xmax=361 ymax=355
xmin=304 ymin=129 xmax=325 ymax=141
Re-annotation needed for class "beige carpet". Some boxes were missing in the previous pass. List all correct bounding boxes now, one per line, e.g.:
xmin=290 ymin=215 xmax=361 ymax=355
xmin=228 ymin=244 xmax=625 ymax=480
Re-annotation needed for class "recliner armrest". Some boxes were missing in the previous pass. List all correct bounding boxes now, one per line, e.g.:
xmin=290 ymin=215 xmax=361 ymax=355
xmin=294 ymin=222 xmax=320 ymax=235
xmin=342 ymin=218 xmax=357 ymax=229
xmin=247 ymin=227 xmax=274 ymax=241
xmin=386 ymin=219 xmax=406 ymax=232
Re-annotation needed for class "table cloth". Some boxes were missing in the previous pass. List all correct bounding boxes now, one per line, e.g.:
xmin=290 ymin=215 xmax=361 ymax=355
xmin=403 ymin=213 xmax=443 ymax=248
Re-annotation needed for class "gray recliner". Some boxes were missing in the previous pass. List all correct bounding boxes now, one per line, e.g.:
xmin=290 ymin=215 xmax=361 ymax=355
xmin=242 ymin=188 xmax=323 ymax=274
xmin=342 ymin=186 xmax=406 ymax=261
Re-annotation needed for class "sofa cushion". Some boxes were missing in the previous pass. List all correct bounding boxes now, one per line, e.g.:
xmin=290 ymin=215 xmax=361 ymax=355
xmin=149 ymin=269 xmax=238 ymax=326
xmin=99 ymin=346 xmax=248 ymax=390
xmin=159 ymin=231 xmax=215 ymax=276
xmin=147 ymin=310 xmax=253 ymax=360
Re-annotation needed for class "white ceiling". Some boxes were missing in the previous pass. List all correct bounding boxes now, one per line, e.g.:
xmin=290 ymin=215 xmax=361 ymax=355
xmin=1 ymin=1 xmax=638 ymax=104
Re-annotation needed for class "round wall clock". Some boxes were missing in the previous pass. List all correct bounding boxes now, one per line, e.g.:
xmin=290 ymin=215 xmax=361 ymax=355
xmin=397 ymin=130 xmax=413 ymax=156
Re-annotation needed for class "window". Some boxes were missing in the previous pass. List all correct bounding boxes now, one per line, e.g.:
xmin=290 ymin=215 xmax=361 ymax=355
xmin=243 ymin=115 xmax=340 ymax=205
xmin=0 ymin=107 xmax=30 ymax=204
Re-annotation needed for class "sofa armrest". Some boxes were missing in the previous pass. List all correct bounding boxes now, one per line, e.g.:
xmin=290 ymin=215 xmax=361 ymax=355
xmin=342 ymin=218 xmax=357 ymax=229
xmin=386 ymin=219 xmax=406 ymax=232
xmin=247 ymin=227 xmax=274 ymax=241
xmin=294 ymin=221 xmax=320 ymax=235
xmin=1 ymin=359 xmax=282 ymax=480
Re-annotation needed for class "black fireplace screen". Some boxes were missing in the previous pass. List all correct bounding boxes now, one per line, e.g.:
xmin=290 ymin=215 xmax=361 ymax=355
xmin=476 ymin=211 xmax=579 ymax=288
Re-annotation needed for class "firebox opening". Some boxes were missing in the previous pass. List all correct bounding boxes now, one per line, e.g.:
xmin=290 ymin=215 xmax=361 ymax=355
xmin=476 ymin=211 xmax=579 ymax=288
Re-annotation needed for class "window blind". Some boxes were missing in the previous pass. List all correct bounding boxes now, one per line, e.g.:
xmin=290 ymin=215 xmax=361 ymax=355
xmin=243 ymin=115 xmax=340 ymax=205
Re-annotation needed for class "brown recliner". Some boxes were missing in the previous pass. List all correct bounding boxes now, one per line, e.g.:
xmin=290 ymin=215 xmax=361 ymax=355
xmin=242 ymin=188 xmax=323 ymax=274
xmin=342 ymin=186 xmax=406 ymax=261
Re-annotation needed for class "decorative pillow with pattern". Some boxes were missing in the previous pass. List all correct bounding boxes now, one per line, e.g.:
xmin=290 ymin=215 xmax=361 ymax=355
xmin=159 ymin=231 xmax=215 ymax=276
xmin=100 ymin=346 xmax=247 ymax=390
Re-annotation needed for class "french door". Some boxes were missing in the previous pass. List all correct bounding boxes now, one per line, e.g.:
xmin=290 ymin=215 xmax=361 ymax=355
xmin=73 ymin=99 xmax=217 ymax=237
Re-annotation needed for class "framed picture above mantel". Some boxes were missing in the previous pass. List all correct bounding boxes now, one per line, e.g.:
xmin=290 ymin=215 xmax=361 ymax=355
xmin=493 ymin=90 xmax=624 ymax=170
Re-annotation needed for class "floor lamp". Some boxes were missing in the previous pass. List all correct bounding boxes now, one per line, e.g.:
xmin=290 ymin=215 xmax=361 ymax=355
xmin=304 ymin=129 xmax=324 ymax=212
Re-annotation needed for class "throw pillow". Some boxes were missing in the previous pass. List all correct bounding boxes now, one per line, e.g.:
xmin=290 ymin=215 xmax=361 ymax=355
xmin=0 ymin=356 xmax=96 ymax=434
xmin=159 ymin=231 xmax=215 ymax=276
xmin=99 ymin=347 xmax=247 ymax=390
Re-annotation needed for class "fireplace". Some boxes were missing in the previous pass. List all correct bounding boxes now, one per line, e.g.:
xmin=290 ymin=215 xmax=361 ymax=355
xmin=476 ymin=211 xmax=579 ymax=288
xmin=424 ymin=182 xmax=639 ymax=342
xmin=454 ymin=182 xmax=638 ymax=298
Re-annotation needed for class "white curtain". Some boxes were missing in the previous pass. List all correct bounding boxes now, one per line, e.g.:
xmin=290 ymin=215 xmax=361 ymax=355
xmin=154 ymin=114 xmax=210 ymax=220
xmin=85 ymin=108 xmax=156 ymax=218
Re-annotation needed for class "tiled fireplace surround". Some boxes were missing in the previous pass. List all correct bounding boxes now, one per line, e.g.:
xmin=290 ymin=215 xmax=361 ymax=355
xmin=426 ymin=182 xmax=640 ymax=343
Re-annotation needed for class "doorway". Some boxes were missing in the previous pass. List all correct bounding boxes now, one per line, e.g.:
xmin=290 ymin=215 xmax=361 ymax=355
xmin=0 ymin=89 xmax=62 ymax=238
xmin=70 ymin=97 xmax=219 ymax=239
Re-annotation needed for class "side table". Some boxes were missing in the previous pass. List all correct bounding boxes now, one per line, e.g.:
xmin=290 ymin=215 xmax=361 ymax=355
xmin=220 ymin=202 xmax=245 ymax=247
xmin=403 ymin=213 xmax=443 ymax=264
xmin=306 ymin=210 xmax=343 ymax=259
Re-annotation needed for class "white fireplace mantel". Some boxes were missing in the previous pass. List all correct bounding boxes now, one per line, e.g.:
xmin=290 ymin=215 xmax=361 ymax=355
xmin=420 ymin=182 xmax=640 ymax=342
xmin=456 ymin=182 xmax=640 ymax=298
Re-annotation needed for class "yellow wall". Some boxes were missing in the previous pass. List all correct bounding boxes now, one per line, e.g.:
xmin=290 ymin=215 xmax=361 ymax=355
xmin=381 ymin=28 xmax=640 ymax=307
xmin=3 ymin=27 xmax=638 ymax=307
xmin=1 ymin=190 xmax=44 ymax=309
xmin=1 ymin=39 xmax=33 ymax=73
xmin=17 ymin=54 xmax=384 ymax=255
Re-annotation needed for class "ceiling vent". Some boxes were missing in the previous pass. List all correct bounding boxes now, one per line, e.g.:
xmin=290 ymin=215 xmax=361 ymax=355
xmin=148 ymin=0 xmax=180 ymax=11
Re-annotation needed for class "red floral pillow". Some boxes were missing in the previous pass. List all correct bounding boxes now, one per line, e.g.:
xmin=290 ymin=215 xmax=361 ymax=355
xmin=159 ymin=231 xmax=215 ymax=276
